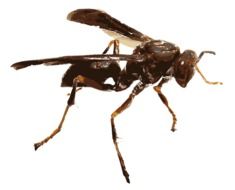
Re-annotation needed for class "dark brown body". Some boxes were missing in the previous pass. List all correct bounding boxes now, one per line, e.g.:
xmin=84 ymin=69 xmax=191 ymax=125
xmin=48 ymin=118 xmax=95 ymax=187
xmin=61 ymin=40 xmax=180 ymax=92
xmin=11 ymin=9 xmax=222 ymax=183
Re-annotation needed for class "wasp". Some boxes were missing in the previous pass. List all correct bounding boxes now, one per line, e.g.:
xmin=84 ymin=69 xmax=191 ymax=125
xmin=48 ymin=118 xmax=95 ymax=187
xmin=11 ymin=9 xmax=222 ymax=183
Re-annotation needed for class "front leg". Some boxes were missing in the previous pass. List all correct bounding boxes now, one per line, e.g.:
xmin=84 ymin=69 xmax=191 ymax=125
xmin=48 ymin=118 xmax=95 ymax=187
xmin=153 ymin=78 xmax=177 ymax=132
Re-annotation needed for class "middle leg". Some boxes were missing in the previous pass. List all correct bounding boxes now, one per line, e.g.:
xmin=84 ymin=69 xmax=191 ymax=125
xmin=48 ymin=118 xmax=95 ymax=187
xmin=111 ymin=82 xmax=146 ymax=183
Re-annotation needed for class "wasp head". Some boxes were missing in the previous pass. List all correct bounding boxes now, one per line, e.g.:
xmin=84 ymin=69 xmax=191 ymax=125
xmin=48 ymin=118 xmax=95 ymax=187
xmin=173 ymin=50 xmax=197 ymax=87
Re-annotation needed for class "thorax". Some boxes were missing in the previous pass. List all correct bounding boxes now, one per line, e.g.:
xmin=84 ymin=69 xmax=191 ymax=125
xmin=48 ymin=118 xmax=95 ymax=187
xmin=127 ymin=40 xmax=180 ymax=84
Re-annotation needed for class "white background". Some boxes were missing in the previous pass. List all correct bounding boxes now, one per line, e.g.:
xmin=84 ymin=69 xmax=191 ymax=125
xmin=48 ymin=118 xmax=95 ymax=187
xmin=0 ymin=0 xmax=234 ymax=189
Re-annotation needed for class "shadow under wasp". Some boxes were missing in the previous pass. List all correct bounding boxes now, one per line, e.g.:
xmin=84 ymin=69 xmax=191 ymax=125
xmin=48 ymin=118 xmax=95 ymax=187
xmin=11 ymin=9 xmax=222 ymax=183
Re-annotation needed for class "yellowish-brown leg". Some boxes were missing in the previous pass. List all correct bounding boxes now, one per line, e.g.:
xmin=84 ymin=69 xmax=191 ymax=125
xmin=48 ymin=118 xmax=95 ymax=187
xmin=34 ymin=105 xmax=70 ymax=150
xmin=154 ymin=79 xmax=177 ymax=132
xmin=111 ymin=82 xmax=146 ymax=183
xmin=102 ymin=39 xmax=120 ymax=54
xmin=34 ymin=76 xmax=79 ymax=150
xmin=34 ymin=75 xmax=105 ymax=150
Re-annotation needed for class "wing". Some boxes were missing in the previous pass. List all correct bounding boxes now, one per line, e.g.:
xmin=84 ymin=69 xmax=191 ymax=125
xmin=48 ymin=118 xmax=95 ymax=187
xmin=11 ymin=54 xmax=145 ymax=70
xmin=67 ymin=9 xmax=153 ymax=44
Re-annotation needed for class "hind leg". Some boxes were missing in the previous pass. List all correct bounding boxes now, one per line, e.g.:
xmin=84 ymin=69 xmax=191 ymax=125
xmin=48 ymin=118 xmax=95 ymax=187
xmin=34 ymin=76 xmax=81 ymax=150
xmin=34 ymin=74 xmax=115 ymax=150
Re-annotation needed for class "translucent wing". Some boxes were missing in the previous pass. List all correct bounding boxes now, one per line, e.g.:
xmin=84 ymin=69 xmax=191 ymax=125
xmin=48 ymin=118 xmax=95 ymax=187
xmin=67 ymin=9 xmax=153 ymax=46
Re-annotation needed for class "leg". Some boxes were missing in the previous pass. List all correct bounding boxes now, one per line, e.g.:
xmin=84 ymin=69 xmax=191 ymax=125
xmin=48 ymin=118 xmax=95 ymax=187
xmin=111 ymin=82 xmax=146 ymax=183
xmin=34 ymin=76 xmax=80 ymax=150
xmin=34 ymin=75 xmax=110 ymax=150
xmin=67 ymin=87 xmax=82 ymax=95
xmin=102 ymin=40 xmax=120 ymax=54
xmin=153 ymin=78 xmax=177 ymax=132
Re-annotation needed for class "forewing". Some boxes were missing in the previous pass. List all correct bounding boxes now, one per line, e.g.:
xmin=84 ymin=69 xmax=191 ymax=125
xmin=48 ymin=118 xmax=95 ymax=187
xmin=11 ymin=54 xmax=144 ymax=70
xmin=67 ymin=9 xmax=152 ymax=44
